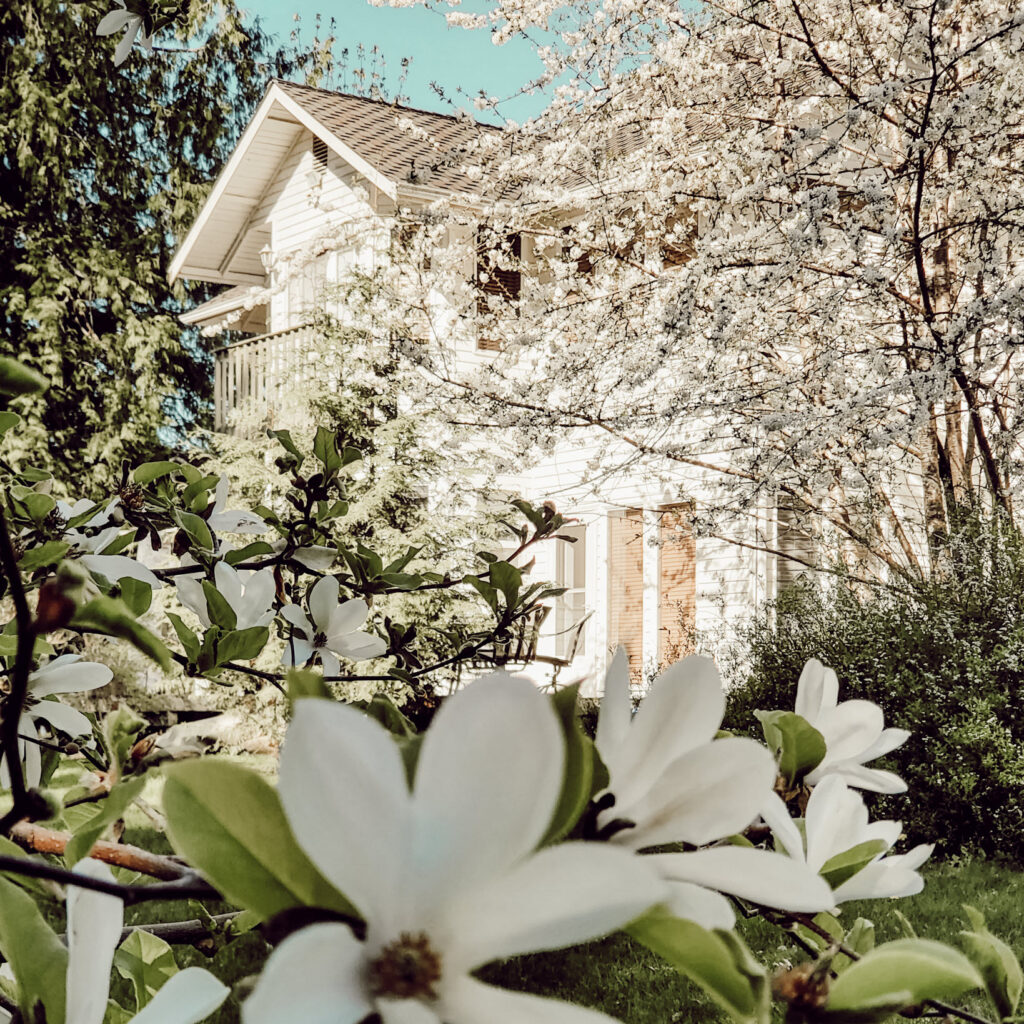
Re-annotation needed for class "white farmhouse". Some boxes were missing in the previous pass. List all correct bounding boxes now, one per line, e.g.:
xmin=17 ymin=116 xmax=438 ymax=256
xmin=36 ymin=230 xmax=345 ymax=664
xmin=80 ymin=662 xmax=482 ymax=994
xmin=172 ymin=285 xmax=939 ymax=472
xmin=170 ymin=79 xmax=813 ymax=687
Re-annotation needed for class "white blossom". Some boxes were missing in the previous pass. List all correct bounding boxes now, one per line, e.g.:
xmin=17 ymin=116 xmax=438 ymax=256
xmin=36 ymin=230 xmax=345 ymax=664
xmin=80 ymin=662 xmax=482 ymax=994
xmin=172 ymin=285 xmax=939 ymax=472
xmin=243 ymin=674 xmax=668 ymax=1023
xmin=175 ymin=561 xmax=275 ymax=630
xmin=206 ymin=476 xmax=267 ymax=535
xmin=95 ymin=2 xmax=153 ymax=67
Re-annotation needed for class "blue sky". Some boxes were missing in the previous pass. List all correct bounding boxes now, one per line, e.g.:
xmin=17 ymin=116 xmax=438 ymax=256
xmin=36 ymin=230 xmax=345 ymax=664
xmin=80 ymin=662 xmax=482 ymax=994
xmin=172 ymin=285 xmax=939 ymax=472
xmin=242 ymin=1 xmax=551 ymax=121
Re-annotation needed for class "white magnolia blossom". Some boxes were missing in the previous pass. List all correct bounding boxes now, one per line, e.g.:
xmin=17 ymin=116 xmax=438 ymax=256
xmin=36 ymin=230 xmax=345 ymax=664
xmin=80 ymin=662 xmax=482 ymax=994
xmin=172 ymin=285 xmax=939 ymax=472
xmin=761 ymin=775 xmax=933 ymax=905
xmin=594 ymin=648 xmax=833 ymax=929
xmin=58 ymin=498 xmax=162 ymax=590
xmin=270 ymin=538 xmax=339 ymax=572
xmin=796 ymin=659 xmax=910 ymax=793
xmin=243 ymin=673 xmax=668 ymax=1023
xmin=0 ymin=656 xmax=111 ymax=790
xmin=280 ymin=575 xmax=387 ymax=673
xmin=175 ymin=561 xmax=275 ymax=630
xmin=64 ymin=859 xmax=228 ymax=1023
xmin=206 ymin=476 xmax=267 ymax=535
xmin=95 ymin=2 xmax=154 ymax=66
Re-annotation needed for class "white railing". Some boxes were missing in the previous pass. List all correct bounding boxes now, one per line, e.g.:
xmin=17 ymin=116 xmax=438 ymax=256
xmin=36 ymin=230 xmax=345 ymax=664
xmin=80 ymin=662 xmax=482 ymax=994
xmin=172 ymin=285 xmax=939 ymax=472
xmin=213 ymin=324 xmax=316 ymax=433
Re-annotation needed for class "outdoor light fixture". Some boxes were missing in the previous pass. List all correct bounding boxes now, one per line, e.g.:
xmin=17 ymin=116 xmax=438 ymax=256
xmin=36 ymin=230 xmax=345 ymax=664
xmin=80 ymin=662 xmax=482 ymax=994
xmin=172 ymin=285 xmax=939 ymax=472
xmin=259 ymin=243 xmax=273 ymax=273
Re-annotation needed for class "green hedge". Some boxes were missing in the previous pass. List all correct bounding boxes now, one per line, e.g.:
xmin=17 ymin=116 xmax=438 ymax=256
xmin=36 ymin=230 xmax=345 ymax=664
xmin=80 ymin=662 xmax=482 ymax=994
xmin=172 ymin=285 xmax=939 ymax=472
xmin=724 ymin=514 xmax=1024 ymax=861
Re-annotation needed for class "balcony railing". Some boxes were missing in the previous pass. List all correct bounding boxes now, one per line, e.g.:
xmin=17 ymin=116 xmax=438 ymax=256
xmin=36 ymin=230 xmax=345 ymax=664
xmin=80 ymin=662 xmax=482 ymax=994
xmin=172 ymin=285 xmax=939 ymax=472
xmin=213 ymin=324 xmax=316 ymax=433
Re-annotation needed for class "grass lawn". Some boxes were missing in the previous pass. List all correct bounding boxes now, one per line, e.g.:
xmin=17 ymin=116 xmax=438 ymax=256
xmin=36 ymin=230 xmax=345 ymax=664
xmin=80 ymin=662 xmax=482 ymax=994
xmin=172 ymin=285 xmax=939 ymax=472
xmin=5 ymin=757 xmax=1022 ymax=1023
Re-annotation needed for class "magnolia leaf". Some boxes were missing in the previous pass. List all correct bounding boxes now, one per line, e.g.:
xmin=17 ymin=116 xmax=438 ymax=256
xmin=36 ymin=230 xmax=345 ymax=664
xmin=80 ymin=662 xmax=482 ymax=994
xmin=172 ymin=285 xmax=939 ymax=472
xmin=488 ymin=559 xmax=522 ymax=609
xmin=118 ymin=576 xmax=154 ymax=617
xmin=201 ymin=580 xmax=237 ymax=630
xmin=167 ymin=612 xmax=200 ymax=664
xmin=0 ymin=875 xmax=68 ymax=1023
xmin=960 ymin=905 xmax=1023 ymax=1018
xmin=269 ymin=428 xmax=304 ymax=466
xmin=541 ymin=683 xmax=595 ymax=845
xmin=72 ymin=595 xmax=171 ymax=671
xmin=224 ymin=541 xmax=275 ymax=566
xmin=17 ymin=540 xmax=70 ymax=572
xmin=629 ymin=907 xmax=769 ymax=1024
xmin=113 ymin=929 xmax=179 ymax=1009
xmin=313 ymin=426 xmax=342 ymax=472
xmin=286 ymin=668 xmax=331 ymax=705
xmin=356 ymin=693 xmax=417 ymax=738
xmin=835 ymin=918 xmax=877 ymax=974
xmin=66 ymin=774 xmax=148 ymax=866
xmin=163 ymin=760 xmax=358 ymax=921
xmin=177 ymin=511 xmax=214 ymax=553
xmin=133 ymin=461 xmax=181 ymax=485
xmin=828 ymin=939 xmax=984 ymax=1012
xmin=819 ymin=839 xmax=889 ymax=889
xmin=100 ymin=705 xmax=147 ymax=784
xmin=216 ymin=626 xmax=269 ymax=666
xmin=0 ymin=410 xmax=21 ymax=436
xmin=754 ymin=710 xmax=826 ymax=785
xmin=0 ymin=356 xmax=49 ymax=397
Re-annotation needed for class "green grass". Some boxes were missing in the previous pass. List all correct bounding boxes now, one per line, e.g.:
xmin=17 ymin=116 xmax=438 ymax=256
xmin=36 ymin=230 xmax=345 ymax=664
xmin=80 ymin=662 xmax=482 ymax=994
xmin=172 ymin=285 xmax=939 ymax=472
xmin=6 ymin=756 xmax=1024 ymax=1023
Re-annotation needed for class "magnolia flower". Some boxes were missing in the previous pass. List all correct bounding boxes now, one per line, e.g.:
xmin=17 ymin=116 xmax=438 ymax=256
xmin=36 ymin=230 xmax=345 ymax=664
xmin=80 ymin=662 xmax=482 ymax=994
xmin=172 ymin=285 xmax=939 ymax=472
xmin=206 ymin=476 xmax=267 ymax=535
xmin=96 ymin=2 xmax=154 ymax=67
xmin=593 ymin=648 xmax=833 ymax=929
xmin=796 ymin=659 xmax=910 ymax=793
xmin=270 ymin=538 xmax=339 ymax=572
xmin=64 ymin=859 xmax=227 ymax=1022
xmin=243 ymin=673 xmax=668 ymax=1023
xmin=175 ymin=561 xmax=275 ymax=630
xmin=280 ymin=576 xmax=386 ymax=673
xmin=0 ymin=656 xmax=111 ymax=790
xmin=58 ymin=498 xmax=162 ymax=590
xmin=761 ymin=775 xmax=933 ymax=904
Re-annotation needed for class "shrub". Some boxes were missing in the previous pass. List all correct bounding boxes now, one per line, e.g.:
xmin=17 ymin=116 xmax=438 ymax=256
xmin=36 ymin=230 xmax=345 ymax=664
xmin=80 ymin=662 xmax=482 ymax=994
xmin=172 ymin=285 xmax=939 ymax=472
xmin=724 ymin=511 xmax=1024 ymax=861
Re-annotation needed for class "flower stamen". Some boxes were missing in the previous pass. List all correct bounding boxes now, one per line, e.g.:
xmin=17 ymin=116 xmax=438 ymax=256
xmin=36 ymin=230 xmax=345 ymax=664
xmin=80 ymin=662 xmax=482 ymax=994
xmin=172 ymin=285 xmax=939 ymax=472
xmin=367 ymin=932 xmax=443 ymax=1000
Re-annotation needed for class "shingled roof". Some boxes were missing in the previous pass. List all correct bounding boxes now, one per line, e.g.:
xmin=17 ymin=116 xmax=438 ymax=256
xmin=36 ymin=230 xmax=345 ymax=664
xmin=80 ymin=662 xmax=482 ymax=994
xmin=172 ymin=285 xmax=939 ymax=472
xmin=271 ymin=78 xmax=499 ymax=194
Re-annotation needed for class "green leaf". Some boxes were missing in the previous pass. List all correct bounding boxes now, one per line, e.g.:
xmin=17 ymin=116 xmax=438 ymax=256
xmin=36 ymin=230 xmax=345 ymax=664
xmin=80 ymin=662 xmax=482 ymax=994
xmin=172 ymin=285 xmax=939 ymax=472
xmin=0 ymin=356 xmax=49 ymax=398
xmin=133 ymin=461 xmax=181 ymax=485
xmin=224 ymin=541 xmax=275 ymax=566
xmin=201 ymin=580 xmax=237 ymax=630
xmin=960 ymin=905 xmax=1023 ymax=1018
xmin=819 ymin=840 xmax=889 ymax=889
xmin=72 ymin=595 xmax=171 ymax=671
xmin=313 ymin=426 xmax=342 ymax=472
xmin=66 ymin=774 xmax=148 ymax=866
xmin=163 ymin=760 xmax=358 ymax=922
xmin=356 ymin=694 xmax=417 ymax=738
xmin=488 ymin=560 xmax=522 ymax=609
xmin=286 ymin=668 xmax=331 ymax=705
xmin=378 ymin=572 xmax=424 ymax=590
xmin=828 ymin=939 xmax=984 ymax=1012
xmin=629 ymin=907 xmax=769 ymax=1024
xmin=0 ymin=410 xmax=21 ymax=436
xmin=118 ymin=576 xmax=154 ymax=617
xmin=541 ymin=683 xmax=595 ymax=845
xmin=464 ymin=575 xmax=499 ymax=614
xmin=0 ymin=837 xmax=58 ymax=898
xmin=17 ymin=540 xmax=70 ymax=572
xmin=113 ymin=930 xmax=179 ymax=1010
xmin=835 ymin=918 xmax=877 ymax=974
xmin=19 ymin=490 xmax=56 ymax=525
xmin=167 ymin=612 xmax=200 ymax=664
xmin=0 ymin=875 xmax=68 ymax=1022
xmin=269 ymin=428 xmax=305 ymax=467
xmin=216 ymin=626 xmax=270 ymax=666
xmin=100 ymin=706 xmax=147 ymax=783
xmin=177 ymin=511 xmax=214 ymax=553
xmin=753 ymin=710 xmax=826 ymax=785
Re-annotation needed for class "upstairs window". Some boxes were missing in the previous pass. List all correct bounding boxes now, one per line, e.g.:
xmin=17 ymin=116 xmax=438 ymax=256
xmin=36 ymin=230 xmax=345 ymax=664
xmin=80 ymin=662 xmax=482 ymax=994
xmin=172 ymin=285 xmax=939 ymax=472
xmin=476 ymin=228 xmax=521 ymax=351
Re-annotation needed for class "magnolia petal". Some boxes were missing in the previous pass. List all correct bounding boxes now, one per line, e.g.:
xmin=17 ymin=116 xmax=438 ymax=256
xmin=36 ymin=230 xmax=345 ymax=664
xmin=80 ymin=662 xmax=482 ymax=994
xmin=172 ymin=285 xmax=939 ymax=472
xmin=280 ymin=702 xmax=411 ymax=929
xmin=328 ymin=598 xmax=370 ymax=637
xmin=23 ymin=734 xmax=41 ymax=789
xmin=208 ymin=510 xmax=267 ymax=534
xmin=30 ymin=659 xmax=112 ymax=697
xmin=652 ymin=847 xmax=834 ymax=913
xmin=441 ymin=976 xmax=625 ymax=1024
xmin=280 ymin=604 xmax=312 ymax=636
xmin=795 ymin=659 xmax=839 ymax=721
xmin=804 ymin=776 xmax=868 ymax=871
xmin=175 ymin=576 xmax=211 ymax=628
xmin=831 ymin=861 xmax=925 ymax=903
xmin=66 ymin=860 xmax=123 ymax=1024
xmin=131 ymin=968 xmax=229 ymax=1024
xmin=611 ymin=737 xmax=775 ymax=849
xmin=238 ymin=569 xmax=276 ymax=630
xmin=308 ymin=575 xmax=341 ymax=631
xmin=281 ymin=637 xmax=314 ymax=668
xmin=80 ymin=554 xmax=161 ymax=589
xmin=31 ymin=701 xmax=93 ymax=738
xmin=378 ymin=999 xmax=441 ymax=1024
xmin=812 ymin=700 xmax=884 ymax=766
xmin=862 ymin=819 xmax=902 ymax=852
xmin=411 ymin=674 xmax=564 ymax=911
xmin=605 ymin=655 xmax=725 ymax=812
xmin=292 ymin=545 xmax=338 ymax=572
xmin=663 ymin=880 xmax=736 ymax=930
xmin=761 ymin=792 xmax=805 ymax=861
xmin=242 ymin=923 xmax=371 ymax=1024
xmin=889 ymin=843 xmax=934 ymax=872
xmin=332 ymin=631 xmax=387 ymax=661
xmin=859 ymin=727 xmax=911 ymax=761
xmin=95 ymin=9 xmax=130 ymax=35
xmin=442 ymin=842 xmax=666 ymax=971
xmin=826 ymin=762 xmax=908 ymax=794
xmin=320 ymin=649 xmax=341 ymax=677
xmin=594 ymin=646 xmax=632 ymax=759
xmin=214 ymin=561 xmax=244 ymax=614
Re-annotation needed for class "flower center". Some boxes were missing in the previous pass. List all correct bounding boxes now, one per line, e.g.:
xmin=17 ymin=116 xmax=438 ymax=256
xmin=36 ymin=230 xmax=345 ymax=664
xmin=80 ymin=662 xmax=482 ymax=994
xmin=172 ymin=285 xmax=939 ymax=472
xmin=312 ymin=630 xmax=328 ymax=648
xmin=366 ymin=931 xmax=443 ymax=1001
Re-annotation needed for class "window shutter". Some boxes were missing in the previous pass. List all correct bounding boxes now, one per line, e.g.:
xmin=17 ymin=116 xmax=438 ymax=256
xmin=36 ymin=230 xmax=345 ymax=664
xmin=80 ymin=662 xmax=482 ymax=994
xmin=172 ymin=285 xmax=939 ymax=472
xmin=657 ymin=504 xmax=696 ymax=664
xmin=608 ymin=510 xmax=644 ymax=679
xmin=777 ymin=499 xmax=816 ymax=590
xmin=312 ymin=137 xmax=328 ymax=174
